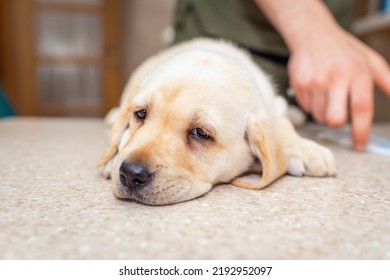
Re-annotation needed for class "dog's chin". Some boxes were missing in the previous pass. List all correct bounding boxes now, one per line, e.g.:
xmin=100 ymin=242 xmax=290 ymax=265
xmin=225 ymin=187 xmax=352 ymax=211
xmin=112 ymin=181 xmax=212 ymax=206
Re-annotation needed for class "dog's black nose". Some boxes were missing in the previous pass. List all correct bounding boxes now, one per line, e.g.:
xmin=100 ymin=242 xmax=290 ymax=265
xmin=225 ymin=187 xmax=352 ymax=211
xmin=119 ymin=161 xmax=151 ymax=190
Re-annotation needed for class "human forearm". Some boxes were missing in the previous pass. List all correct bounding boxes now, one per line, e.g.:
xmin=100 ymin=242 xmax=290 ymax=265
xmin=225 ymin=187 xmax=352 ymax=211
xmin=254 ymin=0 xmax=341 ymax=50
xmin=255 ymin=0 xmax=390 ymax=150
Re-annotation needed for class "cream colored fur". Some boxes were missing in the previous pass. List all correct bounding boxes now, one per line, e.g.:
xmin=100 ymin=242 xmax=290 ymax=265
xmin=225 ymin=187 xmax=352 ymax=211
xmin=99 ymin=38 xmax=336 ymax=205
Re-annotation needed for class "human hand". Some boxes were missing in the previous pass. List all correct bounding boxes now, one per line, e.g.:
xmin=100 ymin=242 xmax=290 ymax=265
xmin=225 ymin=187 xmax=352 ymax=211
xmin=288 ymin=28 xmax=390 ymax=151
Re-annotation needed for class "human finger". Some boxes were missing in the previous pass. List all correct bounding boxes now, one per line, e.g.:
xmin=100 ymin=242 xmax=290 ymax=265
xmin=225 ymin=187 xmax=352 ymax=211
xmin=350 ymin=74 xmax=374 ymax=151
xmin=294 ymin=88 xmax=311 ymax=112
xmin=289 ymin=56 xmax=313 ymax=112
xmin=311 ymin=89 xmax=327 ymax=123
xmin=325 ymin=79 xmax=349 ymax=127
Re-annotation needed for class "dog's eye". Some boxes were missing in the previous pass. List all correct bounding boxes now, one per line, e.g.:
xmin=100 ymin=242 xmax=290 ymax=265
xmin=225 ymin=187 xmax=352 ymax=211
xmin=190 ymin=128 xmax=211 ymax=140
xmin=135 ymin=109 xmax=147 ymax=120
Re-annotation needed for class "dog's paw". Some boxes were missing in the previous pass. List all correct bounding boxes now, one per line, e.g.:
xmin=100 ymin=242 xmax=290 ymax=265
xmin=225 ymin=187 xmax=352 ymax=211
xmin=100 ymin=156 xmax=117 ymax=180
xmin=286 ymin=138 xmax=336 ymax=177
xmin=102 ymin=164 xmax=112 ymax=179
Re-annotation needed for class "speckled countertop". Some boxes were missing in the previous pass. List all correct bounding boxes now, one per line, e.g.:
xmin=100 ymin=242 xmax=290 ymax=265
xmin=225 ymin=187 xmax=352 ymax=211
xmin=0 ymin=117 xmax=389 ymax=259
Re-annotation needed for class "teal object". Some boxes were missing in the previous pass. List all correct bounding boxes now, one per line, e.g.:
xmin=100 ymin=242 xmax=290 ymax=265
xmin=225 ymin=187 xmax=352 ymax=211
xmin=384 ymin=0 xmax=390 ymax=11
xmin=0 ymin=86 xmax=16 ymax=118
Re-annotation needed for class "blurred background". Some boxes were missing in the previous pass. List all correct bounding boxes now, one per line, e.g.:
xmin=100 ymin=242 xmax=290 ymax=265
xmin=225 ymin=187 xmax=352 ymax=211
xmin=0 ymin=0 xmax=389 ymax=119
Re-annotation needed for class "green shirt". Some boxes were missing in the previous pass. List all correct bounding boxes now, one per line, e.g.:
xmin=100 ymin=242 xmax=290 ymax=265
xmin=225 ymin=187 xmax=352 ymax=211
xmin=173 ymin=0 xmax=354 ymax=99
xmin=174 ymin=0 xmax=353 ymax=58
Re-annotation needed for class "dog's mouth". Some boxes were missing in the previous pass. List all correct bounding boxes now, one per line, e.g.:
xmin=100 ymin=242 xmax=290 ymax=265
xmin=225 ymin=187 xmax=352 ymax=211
xmin=113 ymin=180 xmax=212 ymax=206
xmin=116 ymin=196 xmax=161 ymax=206
xmin=116 ymin=194 xmax=188 ymax=206
xmin=115 ymin=190 xmax=194 ymax=206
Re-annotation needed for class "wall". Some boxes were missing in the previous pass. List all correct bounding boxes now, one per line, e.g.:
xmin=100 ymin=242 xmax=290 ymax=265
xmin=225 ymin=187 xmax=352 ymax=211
xmin=119 ymin=0 xmax=176 ymax=88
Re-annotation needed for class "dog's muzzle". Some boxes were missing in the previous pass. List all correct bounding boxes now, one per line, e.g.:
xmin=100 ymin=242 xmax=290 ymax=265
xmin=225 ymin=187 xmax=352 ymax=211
xmin=119 ymin=161 xmax=152 ymax=191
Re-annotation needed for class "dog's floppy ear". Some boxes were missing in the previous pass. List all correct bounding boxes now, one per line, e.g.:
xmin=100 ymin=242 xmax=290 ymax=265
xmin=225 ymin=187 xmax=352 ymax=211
xmin=97 ymin=103 xmax=132 ymax=167
xmin=97 ymin=85 xmax=143 ymax=167
xmin=232 ymin=117 xmax=288 ymax=189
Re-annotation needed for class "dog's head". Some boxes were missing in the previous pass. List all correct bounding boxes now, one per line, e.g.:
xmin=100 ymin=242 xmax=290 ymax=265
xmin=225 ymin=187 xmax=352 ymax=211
xmin=98 ymin=50 xmax=287 ymax=205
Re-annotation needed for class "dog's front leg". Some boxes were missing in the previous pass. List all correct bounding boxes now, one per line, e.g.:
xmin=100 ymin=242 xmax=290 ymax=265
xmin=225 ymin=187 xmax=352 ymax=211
xmin=100 ymin=153 xmax=119 ymax=180
xmin=275 ymin=117 xmax=336 ymax=177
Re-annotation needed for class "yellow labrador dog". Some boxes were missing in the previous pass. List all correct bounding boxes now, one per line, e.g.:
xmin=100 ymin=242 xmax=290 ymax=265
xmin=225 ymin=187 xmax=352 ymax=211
xmin=98 ymin=38 xmax=336 ymax=205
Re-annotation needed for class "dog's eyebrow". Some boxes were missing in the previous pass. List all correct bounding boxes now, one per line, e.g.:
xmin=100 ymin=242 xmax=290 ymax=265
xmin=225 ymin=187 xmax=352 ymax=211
xmin=132 ymin=89 xmax=153 ymax=109
xmin=190 ymin=112 xmax=216 ymax=135
xmin=132 ymin=98 xmax=150 ymax=112
xmin=133 ymin=103 xmax=148 ymax=111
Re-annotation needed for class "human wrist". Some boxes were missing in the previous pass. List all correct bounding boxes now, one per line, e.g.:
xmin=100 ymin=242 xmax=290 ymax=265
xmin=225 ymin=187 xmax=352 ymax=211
xmin=284 ymin=19 xmax=341 ymax=51
xmin=255 ymin=0 xmax=341 ymax=51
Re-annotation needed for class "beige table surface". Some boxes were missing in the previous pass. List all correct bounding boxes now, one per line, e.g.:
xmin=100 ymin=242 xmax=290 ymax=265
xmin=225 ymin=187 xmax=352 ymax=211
xmin=1 ymin=117 xmax=389 ymax=259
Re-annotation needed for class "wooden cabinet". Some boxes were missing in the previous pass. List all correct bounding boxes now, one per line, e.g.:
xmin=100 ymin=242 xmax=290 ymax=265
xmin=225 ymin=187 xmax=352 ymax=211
xmin=354 ymin=0 xmax=390 ymax=35
xmin=0 ymin=0 xmax=121 ymax=116
xmin=353 ymin=0 xmax=390 ymax=121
